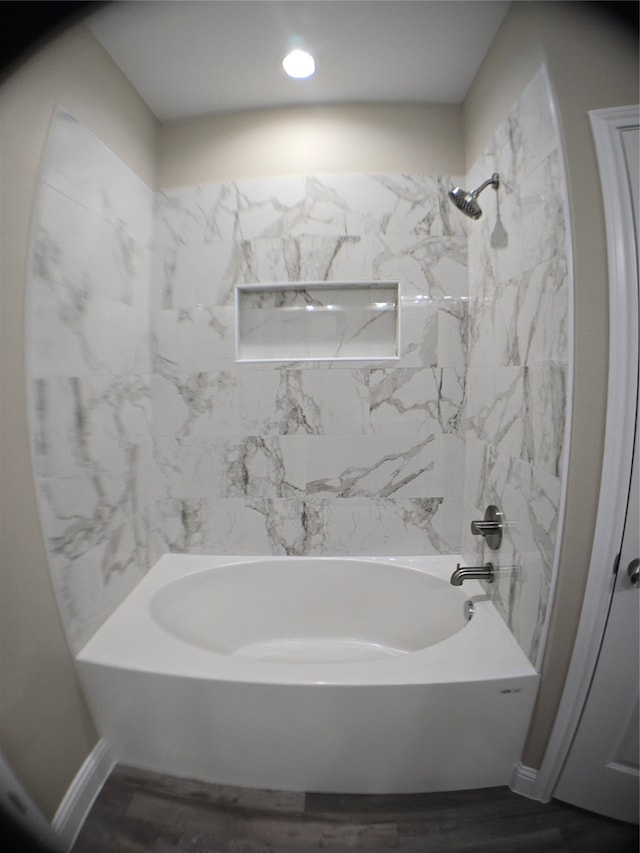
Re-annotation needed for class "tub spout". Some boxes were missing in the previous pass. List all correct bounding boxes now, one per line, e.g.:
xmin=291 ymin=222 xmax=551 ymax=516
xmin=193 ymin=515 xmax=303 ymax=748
xmin=450 ymin=562 xmax=494 ymax=586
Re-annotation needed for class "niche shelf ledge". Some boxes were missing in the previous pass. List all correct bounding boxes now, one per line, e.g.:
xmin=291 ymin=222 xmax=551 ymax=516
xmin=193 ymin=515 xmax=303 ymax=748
xmin=235 ymin=281 xmax=400 ymax=363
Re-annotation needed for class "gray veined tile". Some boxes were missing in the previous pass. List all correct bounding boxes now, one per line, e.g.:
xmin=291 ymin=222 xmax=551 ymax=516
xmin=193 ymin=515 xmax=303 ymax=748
xmin=369 ymin=367 xmax=465 ymax=436
xmin=399 ymin=298 xmax=439 ymax=368
xmin=437 ymin=298 xmax=468 ymax=368
xmin=305 ymin=434 xmax=439 ymax=499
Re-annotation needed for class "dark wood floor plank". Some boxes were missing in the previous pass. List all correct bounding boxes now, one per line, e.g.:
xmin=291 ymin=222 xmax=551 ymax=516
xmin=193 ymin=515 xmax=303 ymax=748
xmin=71 ymin=764 xmax=639 ymax=853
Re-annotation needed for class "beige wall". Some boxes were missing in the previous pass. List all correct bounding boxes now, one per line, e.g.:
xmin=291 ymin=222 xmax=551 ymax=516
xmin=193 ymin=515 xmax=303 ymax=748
xmin=158 ymin=102 xmax=464 ymax=188
xmin=0 ymin=24 xmax=157 ymax=818
xmin=464 ymin=1 xmax=638 ymax=768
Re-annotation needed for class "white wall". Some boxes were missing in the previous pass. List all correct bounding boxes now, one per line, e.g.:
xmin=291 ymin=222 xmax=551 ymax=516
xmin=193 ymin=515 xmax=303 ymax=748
xmin=0 ymin=23 xmax=157 ymax=818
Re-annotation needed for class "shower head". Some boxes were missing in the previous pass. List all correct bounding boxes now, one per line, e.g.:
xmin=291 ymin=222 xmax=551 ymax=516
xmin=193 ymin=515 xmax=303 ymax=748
xmin=448 ymin=173 xmax=500 ymax=220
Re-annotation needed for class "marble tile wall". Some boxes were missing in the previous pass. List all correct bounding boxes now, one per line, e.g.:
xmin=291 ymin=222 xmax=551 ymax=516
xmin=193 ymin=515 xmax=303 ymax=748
xmin=27 ymin=66 xmax=567 ymax=664
xmin=459 ymin=67 xmax=568 ymax=664
xmin=26 ymin=109 xmax=159 ymax=652
xmin=151 ymin=173 xmax=469 ymax=562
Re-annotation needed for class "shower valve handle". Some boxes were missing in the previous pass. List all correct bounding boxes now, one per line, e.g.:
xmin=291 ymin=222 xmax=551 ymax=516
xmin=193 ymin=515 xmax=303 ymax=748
xmin=471 ymin=520 xmax=500 ymax=535
xmin=470 ymin=505 xmax=503 ymax=551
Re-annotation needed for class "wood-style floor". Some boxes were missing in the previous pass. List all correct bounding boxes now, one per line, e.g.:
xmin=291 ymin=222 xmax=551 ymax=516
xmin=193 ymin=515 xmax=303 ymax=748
xmin=70 ymin=765 xmax=639 ymax=852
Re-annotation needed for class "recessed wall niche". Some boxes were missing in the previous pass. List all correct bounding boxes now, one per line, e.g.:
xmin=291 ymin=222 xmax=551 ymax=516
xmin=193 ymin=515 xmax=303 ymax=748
xmin=235 ymin=281 xmax=400 ymax=362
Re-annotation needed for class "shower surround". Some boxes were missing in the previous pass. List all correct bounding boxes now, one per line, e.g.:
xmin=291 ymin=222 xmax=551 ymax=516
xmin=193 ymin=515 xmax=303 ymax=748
xmin=27 ymin=66 xmax=567 ymax=667
xmin=461 ymin=67 xmax=568 ymax=665
xmin=150 ymin=171 xmax=468 ymax=564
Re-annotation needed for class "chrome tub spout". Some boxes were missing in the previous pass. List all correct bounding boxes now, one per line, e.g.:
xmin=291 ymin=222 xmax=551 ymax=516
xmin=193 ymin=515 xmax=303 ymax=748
xmin=450 ymin=562 xmax=494 ymax=586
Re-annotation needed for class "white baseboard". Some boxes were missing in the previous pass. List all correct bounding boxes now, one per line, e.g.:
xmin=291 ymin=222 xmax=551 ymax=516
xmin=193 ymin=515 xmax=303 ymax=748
xmin=52 ymin=739 xmax=115 ymax=852
xmin=510 ymin=762 xmax=549 ymax=801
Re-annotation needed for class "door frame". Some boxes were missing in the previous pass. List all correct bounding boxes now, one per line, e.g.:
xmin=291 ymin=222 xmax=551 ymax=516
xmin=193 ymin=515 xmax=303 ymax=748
xmin=532 ymin=105 xmax=639 ymax=801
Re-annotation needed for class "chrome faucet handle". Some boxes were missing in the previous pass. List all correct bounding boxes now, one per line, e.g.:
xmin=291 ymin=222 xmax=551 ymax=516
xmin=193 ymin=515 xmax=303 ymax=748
xmin=470 ymin=520 xmax=499 ymax=534
xmin=470 ymin=505 xmax=503 ymax=550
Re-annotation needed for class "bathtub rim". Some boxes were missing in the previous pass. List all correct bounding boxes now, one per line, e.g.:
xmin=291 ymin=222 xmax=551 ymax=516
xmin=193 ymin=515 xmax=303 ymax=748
xmin=76 ymin=553 xmax=537 ymax=687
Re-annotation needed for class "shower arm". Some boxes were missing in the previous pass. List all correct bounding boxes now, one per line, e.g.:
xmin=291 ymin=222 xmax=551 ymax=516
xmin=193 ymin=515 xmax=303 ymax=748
xmin=470 ymin=173 xmax=500 ymax=198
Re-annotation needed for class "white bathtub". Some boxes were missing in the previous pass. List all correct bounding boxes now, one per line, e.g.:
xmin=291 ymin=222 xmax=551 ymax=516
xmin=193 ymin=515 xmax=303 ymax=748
xmin=76 ymin=554 xmax=539 ymax=794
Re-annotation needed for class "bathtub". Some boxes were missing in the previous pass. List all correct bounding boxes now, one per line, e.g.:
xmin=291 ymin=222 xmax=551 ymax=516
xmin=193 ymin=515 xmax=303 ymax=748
xmin=76 ymin=554 xmax=539 ymax=794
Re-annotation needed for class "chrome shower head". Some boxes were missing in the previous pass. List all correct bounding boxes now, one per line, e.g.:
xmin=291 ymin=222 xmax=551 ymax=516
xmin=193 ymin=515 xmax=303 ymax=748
xmin=448 ymin=173 xmax=500 ymax=220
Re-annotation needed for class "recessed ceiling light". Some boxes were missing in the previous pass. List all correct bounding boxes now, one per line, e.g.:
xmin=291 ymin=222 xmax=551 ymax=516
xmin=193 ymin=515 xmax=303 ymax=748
xmin=282 ymin=49 xmax=315 ymax=79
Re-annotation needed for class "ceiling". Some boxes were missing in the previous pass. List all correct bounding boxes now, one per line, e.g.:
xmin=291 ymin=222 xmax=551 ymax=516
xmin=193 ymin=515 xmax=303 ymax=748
xmin=86 ymin=1 xmax=511 ymax=122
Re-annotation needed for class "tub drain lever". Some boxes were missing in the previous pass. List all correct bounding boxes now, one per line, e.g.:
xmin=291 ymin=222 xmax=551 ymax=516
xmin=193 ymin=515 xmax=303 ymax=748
xmin=470 ymin=505 xmax=503 ymax=550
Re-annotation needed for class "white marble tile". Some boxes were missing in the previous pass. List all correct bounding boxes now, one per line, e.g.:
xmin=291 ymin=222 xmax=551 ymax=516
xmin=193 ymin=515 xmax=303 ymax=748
xmin=33 ymin=184 xmax=130 ymax=298
xmin=467 ymin=286 xmax=509 ymax=369
xmin=300 ymin=369 xmax=370 ymax=434
xmin=247 ymin=235 xmax=373 ymax=285
xmin=374 ymin=235 xmax=467 ymax=300
xmin=523 ymin=363 xmax=567 ymax=477
xmin=518 ymin=255 xmax=569 ymax=366
xmin=304 ymin=174 xmax=410 ymax=237
xmin=238 ymin=369 xmax=305 ymax=435
xmin=155 ymin=435 xmax=305 ymax=500
xmin=468 ymin=367 xmax=525 ymax=462
xmin=32 ymin=375 xmax=152 ymax=478
xmin=160 ymin=240 xmax=239 ymax=308
xmin=437 ymin=299 xmax=468 ymax=368
xmin=52 ymin=539 xmax=147 ymax=654
xmin=44 ymin=109 xmax=153 ymax=247
xmin=305 ymin=434 xmax=439 ymax=499
xmin=520 ymin=150 xmax=566 ymax=270
xmin=151 ymin=371 xmax=241 ymax=438
xmin=38 ymin=472 xmax=129 ymax=576
xmin=28 ymin=276 xmax=94 ymax=378
xmin=302 ymin=174 xmax=465 ymax=239
xmin=512 ymin=550 xmax=549 ymax=665
xmin=29 ymin=181 xmax=152 ymax=376
xmin=153 ymin=184 xmax=242 ymax=308
xmin=459 ymin=495 xmax=485 ymax=568
xmin=474 ymin=449 xmax=561 ymax=663
xmin=460 ymin=437 xmax=497 ymax=558
xmin=431 ymin=434 xmax=465 ymax=552
xmin=369 ymin=367 xmax=465 ymax=436
xmin=368 ymin=498 xmax=452 ymax=554
xmin=398 ymin=298 xmax=438 ymax=367
xmin=155 ymin=306 xmax=235 ymax=376
xmin=245 ymin=498 xmax=321 ymax=555
xmin=133 ymin=438 xmax=164 ymax=511
xmin=147 ymin=497 xmax=210 ymax=554
xmin=234 ymin=436 xmax=307 ymax=498
xmin=234 ymin=175 xmax=307 ymax=239
xmin=154 ymin=182 xmax=240 ymax=250
xmin=154 ymin=437 xmax=220 ymax=500
xmin=291 ymin=497 xmax=449 ymax=556
xmin=239 ymin=367 xmax=370 ymax=435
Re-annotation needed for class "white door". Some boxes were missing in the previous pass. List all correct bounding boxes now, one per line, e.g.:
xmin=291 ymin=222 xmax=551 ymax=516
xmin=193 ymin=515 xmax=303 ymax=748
xmin=553 ymin=406 xmax=639 ymax=822
xmin=553 ymin=122 xmax=639 ymax=824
